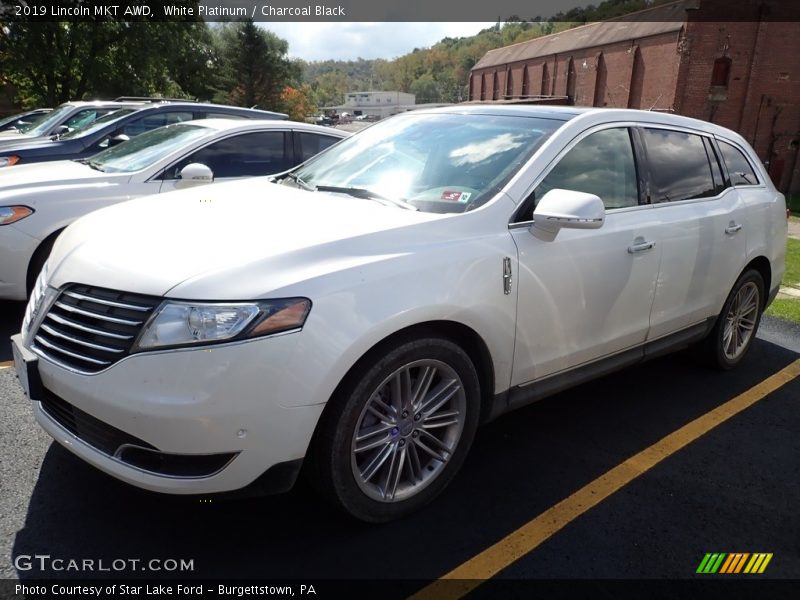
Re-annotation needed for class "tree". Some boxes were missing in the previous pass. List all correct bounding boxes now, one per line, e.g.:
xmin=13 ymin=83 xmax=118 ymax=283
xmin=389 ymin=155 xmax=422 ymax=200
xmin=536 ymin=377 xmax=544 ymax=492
xmin=213 ymin=20 xmax=296 ymax=111
xmin=280 ymin=85 xmax=316 ymax=121
xmin=0 ymin=2 xmax=216 ymax=107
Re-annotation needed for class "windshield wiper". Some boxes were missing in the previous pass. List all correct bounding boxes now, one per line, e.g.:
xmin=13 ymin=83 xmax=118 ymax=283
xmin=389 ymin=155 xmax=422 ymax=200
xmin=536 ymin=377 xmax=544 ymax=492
xmin=282 ymin=171 xmax=315 ymax=191
xmin=83 ymin=159 xmax=105 ymax=172
xmin=315 ymin=185 xmax=418 ymax=211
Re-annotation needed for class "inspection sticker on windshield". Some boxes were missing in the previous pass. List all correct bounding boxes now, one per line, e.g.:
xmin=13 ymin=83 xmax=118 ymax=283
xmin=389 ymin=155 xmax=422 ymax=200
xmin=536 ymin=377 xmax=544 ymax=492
xmin=441 ymin=191 xmax=471 ymax=203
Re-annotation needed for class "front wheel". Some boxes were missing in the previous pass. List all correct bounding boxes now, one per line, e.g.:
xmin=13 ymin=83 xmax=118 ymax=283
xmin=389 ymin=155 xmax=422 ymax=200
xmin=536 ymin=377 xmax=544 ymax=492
xmin=702 ymin=269 xmax=764 ymax=370
xmin=310 ymin=337 xmax=480 ymax=522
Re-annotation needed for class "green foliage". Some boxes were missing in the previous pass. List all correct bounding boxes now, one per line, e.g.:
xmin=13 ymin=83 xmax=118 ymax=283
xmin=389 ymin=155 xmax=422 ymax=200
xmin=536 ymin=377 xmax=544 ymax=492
xmin=766 ymin=238 xmax=800 ymax=323
xmin=211 ymin=20 xmax=297 ymax=112
xmin=0 ymin=7 xmax=218 ymax=106
xmin=0 ymin=14 xmax=294 ymax=112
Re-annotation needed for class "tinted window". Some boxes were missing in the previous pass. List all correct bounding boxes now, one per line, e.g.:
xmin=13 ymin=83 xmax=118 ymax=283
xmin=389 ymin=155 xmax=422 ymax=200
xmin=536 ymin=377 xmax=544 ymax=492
xmin=169 ymin=131 xmax=289 ymax=179
xmin=718 ymin=140 xmax=759 ymax=186
xmin=123 ymin=111 xmax=194 ymax=136
xmin=642 ymin=129 xmax=716 ymax=202
xmin=533 ymin=127 xmax=638 ymax=210
xmin=297 ymin=132 xmax=340 ymax=162
xmin=703 ymin=137 xmax=727 ymax=194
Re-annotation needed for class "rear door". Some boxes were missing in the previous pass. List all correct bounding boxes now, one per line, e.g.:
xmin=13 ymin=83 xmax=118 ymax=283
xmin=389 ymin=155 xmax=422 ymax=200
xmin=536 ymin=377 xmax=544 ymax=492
xmin=639 ymin=127 xmax=746 ymax=339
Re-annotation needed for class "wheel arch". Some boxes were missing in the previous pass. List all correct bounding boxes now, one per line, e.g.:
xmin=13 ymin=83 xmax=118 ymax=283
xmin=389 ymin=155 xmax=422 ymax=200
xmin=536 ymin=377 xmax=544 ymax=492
xmin=26 ymin=227 xmax=65 ymax=293
xmin=742 ymin=255 xmax=771 ymax=309
xmin=311 ymin=320 xmax=497 ymax=446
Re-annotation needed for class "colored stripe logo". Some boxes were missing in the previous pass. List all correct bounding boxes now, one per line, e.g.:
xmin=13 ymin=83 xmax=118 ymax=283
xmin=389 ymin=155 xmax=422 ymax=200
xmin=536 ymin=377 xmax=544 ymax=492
xmin=696 ymin=553 xmax=773 ymax=574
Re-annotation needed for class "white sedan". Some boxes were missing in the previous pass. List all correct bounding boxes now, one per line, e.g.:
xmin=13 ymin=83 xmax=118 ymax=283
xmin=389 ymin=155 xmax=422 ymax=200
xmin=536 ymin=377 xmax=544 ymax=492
xmin=0 ymin=119 xmax=347 ymax=300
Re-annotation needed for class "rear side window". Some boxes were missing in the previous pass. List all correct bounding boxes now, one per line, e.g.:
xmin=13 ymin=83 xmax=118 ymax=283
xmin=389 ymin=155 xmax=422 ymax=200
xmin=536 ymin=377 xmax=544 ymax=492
xmin=533 ymin=127 xmax=639 ymax=210
xmin=297 ymin=132 xmax=341 ymax=162
xmin=718 ymin=140 xmax=759 ymax=186
xmin=642 ymin=129 xmax=717 ymax=202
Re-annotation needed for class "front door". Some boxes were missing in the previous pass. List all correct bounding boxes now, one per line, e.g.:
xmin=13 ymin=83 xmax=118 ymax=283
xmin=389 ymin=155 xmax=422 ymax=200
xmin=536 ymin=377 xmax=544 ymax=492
xmin=509 ymin=126 xmax=660 ymax=384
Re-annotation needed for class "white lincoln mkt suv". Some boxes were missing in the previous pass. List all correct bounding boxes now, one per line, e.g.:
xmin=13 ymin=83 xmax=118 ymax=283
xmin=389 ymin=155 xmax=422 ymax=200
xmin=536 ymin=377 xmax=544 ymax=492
xmin=12 ymin=106 xmax=786 ymax=522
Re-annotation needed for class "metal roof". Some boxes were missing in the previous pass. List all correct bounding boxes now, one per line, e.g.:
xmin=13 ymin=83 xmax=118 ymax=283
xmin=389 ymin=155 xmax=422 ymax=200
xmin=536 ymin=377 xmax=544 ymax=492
xmin=472 ymin=0 xmax=693 ymax=71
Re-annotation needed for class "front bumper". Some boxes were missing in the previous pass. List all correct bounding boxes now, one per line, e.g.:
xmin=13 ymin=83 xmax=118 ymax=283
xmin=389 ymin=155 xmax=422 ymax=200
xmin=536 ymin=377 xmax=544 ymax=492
xmin=27 ymin=333 xmax=325 ymax=494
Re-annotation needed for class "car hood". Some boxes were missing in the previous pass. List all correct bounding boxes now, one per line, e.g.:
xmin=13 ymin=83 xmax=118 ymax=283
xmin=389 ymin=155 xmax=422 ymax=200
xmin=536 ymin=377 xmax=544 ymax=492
xmin=49 ymin=178 xmax=448 ymax=298
xmin=0 ymin=160 xmax=117 ymax=200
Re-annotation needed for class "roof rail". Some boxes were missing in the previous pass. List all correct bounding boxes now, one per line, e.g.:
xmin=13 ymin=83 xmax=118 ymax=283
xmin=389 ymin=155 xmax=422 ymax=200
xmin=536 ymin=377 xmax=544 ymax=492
xmin=113 ymin=96 xmax=198 ymax=103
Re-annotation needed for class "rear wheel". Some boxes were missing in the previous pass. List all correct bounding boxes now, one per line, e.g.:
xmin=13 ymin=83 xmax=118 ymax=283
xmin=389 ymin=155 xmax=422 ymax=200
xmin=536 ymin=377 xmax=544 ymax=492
xmin=310 ymin=337 xmax=480 ymax=522
xmin=701 ymin=269 xmax=764 ymax=370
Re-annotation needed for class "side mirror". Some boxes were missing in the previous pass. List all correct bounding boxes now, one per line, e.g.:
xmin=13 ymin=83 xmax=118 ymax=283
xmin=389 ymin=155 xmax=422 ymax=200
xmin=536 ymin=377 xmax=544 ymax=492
xmin=532 ymin=189 xmax=605 ymax=237
xmin=107 ymin=134 xmax=130 ymax=147
xmin=177 ymin=163 xmax=214 ymax=186
xmin=52 ymin=125 xmax=69 ymax=135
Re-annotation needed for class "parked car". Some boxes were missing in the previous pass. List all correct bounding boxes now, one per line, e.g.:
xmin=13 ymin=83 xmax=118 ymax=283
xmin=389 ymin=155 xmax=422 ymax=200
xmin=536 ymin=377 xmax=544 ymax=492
xmin=12 ymin=105 xmax=786 ymax=522
xmin=0 ymin=108 xmax=52 ymax=132
xmin=0 ymin=101 xmax=142 ymax=142
xmin=0 ymin=119 xmax=346 ymax=300
xmin=0 ymin=101 xmax=288 ymax=167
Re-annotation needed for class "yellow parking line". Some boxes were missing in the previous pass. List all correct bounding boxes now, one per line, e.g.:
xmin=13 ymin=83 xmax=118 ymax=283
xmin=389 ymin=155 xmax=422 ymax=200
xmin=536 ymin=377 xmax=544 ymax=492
xmin=411 ymin=358 xmax=800 ymax=600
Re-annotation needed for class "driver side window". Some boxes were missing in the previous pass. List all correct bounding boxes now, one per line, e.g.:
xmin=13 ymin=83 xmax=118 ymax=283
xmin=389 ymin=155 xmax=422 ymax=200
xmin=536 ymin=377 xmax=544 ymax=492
xmin=522 ymin=127 xmax=639 ymax=220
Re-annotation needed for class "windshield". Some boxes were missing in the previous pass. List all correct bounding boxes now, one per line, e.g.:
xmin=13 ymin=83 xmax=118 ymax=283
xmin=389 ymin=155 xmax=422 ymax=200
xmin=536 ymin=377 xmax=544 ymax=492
xmin=290 ymin=112 xmax=563 ymax=213
xmin=19 ymin=104 xmax=75 ymax=135
xmin=0 ymin=111 xmax=47 ymax=129
xmin=60 ymin=108 xmax=138 ymax=140
xmin=87 ymin=123 xmax=210 ymax=173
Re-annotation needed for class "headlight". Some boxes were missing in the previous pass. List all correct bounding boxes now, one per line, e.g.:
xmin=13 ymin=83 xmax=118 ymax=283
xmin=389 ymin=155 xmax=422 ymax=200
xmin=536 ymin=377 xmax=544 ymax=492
xmin=0 ymin=205 xmax=34 ymax=225
xmin=0 ymin=155 xmax=20 ymax=167
xmin=22 ymin=260 xmax=49 ymax=341
xmin=134 ymin=298 xmax=311 ymax=350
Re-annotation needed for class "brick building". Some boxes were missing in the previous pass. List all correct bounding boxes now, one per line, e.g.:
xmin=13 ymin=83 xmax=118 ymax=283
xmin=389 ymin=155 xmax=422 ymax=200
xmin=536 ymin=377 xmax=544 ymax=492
xmin=469 ymin=0 xmax=800 ymax=194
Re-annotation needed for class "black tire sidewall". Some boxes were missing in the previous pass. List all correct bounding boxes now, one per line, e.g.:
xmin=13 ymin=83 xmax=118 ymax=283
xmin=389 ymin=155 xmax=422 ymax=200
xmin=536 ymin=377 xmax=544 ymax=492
xmin=316 ymin=336 xmax=481 ymax=523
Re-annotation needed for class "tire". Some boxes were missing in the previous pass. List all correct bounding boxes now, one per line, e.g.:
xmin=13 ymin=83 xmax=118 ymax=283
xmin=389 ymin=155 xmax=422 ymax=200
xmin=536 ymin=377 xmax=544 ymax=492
xmin=309 ymin=336 xmax=481 ymax=522
xmin=701 ymin=269 xmax=764 ymax=370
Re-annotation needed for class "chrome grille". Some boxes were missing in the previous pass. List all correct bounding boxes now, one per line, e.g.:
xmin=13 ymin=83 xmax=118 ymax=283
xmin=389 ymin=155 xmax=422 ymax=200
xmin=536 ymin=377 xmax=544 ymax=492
xmin=32 ymin=284 xmax=161 ymax=373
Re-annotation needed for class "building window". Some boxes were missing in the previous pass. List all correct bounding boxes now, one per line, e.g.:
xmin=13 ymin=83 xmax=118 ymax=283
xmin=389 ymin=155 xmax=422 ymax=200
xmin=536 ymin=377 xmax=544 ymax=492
xmin=493 ymin=72 xmax=500 ymax=100
xmin=506 ymin=69 xmax=514 ymax=98
xmin=711 ymin=57 xmax=731 ymax=87
xmin=541 ymin=63 xmax=550 ymax=96
xmin=522 ymin=66 xmax=530 ymax=96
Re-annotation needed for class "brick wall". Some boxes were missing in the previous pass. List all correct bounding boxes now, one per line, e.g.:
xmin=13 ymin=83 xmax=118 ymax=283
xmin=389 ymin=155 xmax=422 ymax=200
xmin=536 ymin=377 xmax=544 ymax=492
xmin=676 ymin=1 xmax=800 ymax=193
xmin=469 ymin=0 xmax=800 ymax=192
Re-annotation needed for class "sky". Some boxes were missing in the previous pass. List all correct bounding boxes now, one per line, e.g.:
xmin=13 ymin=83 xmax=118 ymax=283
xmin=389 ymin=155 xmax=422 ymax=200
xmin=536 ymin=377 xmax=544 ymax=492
xmin=260 ymin=23 xmax=496 ymax=62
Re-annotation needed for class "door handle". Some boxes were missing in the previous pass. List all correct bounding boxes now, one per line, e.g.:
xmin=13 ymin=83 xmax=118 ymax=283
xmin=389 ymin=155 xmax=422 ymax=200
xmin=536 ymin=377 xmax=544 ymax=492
xmin=725 ymin=223 xmax=743 ymax=235
xmin=628 ymin=240 xmax=656 ymax=254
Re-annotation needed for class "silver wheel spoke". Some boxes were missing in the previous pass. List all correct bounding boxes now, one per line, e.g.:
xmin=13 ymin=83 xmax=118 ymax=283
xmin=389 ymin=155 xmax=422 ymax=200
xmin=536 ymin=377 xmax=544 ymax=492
xmin=367 ymin=394 xmax=396 ymax=421
xmin=423 ymin=409 xmax=460 ymax=429
xmin=411 ymin=366 xmax=436 ymax=411
xmin=419 ymin=379 xmax=460 ymax=416
xmin=413 ymin=436 xmax=448 ymax=463
xmin=407 ymin=442 xmax=423 ymax=483
xmin=383 ymin=446 xmax=406 ymax=500
xmin=361 ymin=442 xmax=395 ymax=482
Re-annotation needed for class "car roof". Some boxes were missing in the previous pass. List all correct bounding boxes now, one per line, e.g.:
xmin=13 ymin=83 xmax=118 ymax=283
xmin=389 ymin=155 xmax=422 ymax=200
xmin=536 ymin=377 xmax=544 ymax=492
xmin=178 ymin=118 xmax=350 ymax=136
xmin=408 ymin=103 xmax=745 ymax=138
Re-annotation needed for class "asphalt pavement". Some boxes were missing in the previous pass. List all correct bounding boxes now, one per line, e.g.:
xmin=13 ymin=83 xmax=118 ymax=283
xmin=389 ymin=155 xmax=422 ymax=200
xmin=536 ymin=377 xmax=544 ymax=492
xmin=1 ymin=305 xmax=798 ymax=595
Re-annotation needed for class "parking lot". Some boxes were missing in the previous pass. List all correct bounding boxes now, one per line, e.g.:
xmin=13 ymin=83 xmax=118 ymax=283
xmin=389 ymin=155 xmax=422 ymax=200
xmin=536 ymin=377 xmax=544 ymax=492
xmin=1 ymin=301 xmax=799 ymax=596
